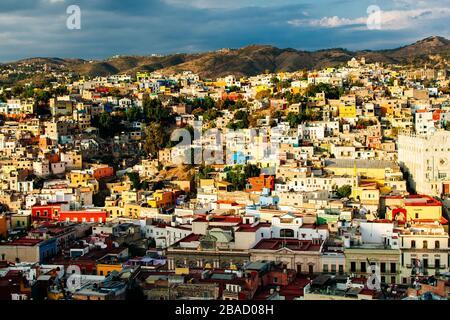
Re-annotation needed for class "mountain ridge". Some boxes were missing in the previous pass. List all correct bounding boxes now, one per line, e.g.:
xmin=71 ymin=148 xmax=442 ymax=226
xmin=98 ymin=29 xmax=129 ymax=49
xmin=3 ymin=36 xmax=449 ymax=81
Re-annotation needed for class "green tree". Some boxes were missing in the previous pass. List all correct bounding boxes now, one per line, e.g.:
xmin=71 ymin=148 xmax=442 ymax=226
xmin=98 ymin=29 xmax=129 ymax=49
xmin=33 ymin=176 xmax=45 ymax=189
xmin=306 ymin=83 xmax=342 ymax=99
xmin=444 ymin=122 xmax=450 ymax=131
xmin=126 ymin=172 xmax=141 ymax=190
xmin=143 ymin=98 xmax=173 ymax=124
xmin=126 ymin=106 xmax=141 ymax=122
xmin=199 ymin=165 xmax=214 ymax=179
xmin=336 ymin=185 xmax=352 ymax=199
xmin=12 ymin=85 xmax=24 ymax=97
xmin=98 ymin=112 xmax=112 ymax=135
xmin=227 ymin=110 xmax=250 ymax=130
xmin=224 ymin=164 xmax=260 ymax=191
xmin=143 ymin=123 xmax=168 ymax=158
xmin=286 ymin=112 xmax=302 ymax=127
xmin=202 ymin=108 xmax=221 ymax=122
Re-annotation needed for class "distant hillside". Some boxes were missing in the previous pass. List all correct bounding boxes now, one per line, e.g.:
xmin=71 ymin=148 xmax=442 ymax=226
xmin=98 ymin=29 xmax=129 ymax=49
xmin=3 ymin=36 xmax=449 ymax=82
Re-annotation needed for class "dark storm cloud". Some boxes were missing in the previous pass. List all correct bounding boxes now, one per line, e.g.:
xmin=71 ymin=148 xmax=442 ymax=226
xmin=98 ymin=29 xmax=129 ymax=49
xmin=0 ymin=0 xmax=448 ymax=61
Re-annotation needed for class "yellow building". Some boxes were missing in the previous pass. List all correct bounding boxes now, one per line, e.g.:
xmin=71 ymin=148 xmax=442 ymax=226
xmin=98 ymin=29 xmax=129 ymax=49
xmin=255 ymin=85 xmax=273 ymax=94
xmin=20 ymin=101 xmax=35 ymax=114
xmin=69 ymin=170 xmax=99 ymax=193
xmin=338 ymin=105 xmax=357 ymax=118
xmin=107 ymin=182 xmax=132 ymax=194
xmin=16 ymin=159 xmax=34 ymax=171
xmin=147 ymin=190 xmax=175 ymax=209
xmin=213 ymin=80 xmax=227 ymax=87
xmin=352 ymin=183 xmax=380 ymax=204
xmin=122 ymin=190 xmax=138 ymax=204
xmin=345 ymin=247 xmax=401 ymax=284
xmin=199 ymin=179 xmax=215 ymax=188
xmin=123 ymin=203 xmax=141 ymax=218
xmin=325 ymin=159 xmax=398 ymax=182
xmin=73 ymin=109 xmax=91 ymax=130
xmin=385 ymin=195 xmax=443 ymax=222
xmin=96 ymin=263 xmax=123 ymax=276
xmin=105 ymin=206 xmax=124 ymax=220
xmin=69 ymin=170 xmax=93 ymax=187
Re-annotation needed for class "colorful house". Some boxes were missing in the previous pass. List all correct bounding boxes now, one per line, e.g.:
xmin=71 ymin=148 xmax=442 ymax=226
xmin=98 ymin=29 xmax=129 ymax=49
xmin=386 ymin=195 xmax=445 ymax=223
xmin=59 ymin=210 xmax=108 ymax=223
xmin=338 ymin=105 xmax=357 ymax=118
xmin=31 ymin=203 xmax=68 ymax=221
xmin=91 ymin=165 xmax=114 ymax=180
xmin=0 ymin=215 xmax=7 ymax=238
xmin=246 ymin=174 xmax=275 ymax=193
xmin=147 ymin=190 xmax=175 ymax=209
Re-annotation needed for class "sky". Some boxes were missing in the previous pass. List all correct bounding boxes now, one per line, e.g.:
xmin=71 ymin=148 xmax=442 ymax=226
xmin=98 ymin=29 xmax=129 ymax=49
xmin=0 ymin=0 xmax=449 ymax=62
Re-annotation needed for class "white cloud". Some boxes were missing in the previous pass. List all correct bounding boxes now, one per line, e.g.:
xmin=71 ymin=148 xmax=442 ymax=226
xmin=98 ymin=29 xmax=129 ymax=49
xmin=288 ymin=7 xmax=450 ymax=30
xmin=164 ymin=0 xmax=301 ymax=9
xmin=289 ymin=16 xmax=366 ymax=28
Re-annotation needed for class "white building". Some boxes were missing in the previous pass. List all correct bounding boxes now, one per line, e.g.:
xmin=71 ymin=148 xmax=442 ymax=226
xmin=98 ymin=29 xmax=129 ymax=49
xmin=398 ymin=131 xmax=450 ymax=196
xmin=414 ymin=110 xmax=435 ymax=136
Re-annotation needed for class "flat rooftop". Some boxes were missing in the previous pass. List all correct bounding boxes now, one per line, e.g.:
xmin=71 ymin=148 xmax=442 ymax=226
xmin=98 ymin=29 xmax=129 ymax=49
xmin=252 ymin=239 xmax=322 ymax=252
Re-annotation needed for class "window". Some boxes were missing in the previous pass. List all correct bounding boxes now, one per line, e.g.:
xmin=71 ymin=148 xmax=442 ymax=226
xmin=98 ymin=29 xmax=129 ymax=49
xmin=423 ymin=241 xmax=428 ymax=249
xmin=280 ymin=229 xmax=295 ymax=238
xmin=411 ymin=240 xmax=416 ymax=248
xmin=350 ymin=262 xmax=356 ymax=272
xmin=380 ymin=262 xmax=386 ymax=273
xmin=391 ymin=276 xmax=396 ymax=284
xmin=361 ymin=262 xmax=366 ymax=273
xmin=415 ymin=213 xmax=419 ymax=219
xmin=435 ymin=259 xmax=440 ymax=269
xmin=435 ymin=241 xmax=440 ymax=249
xmin=390 ymin=263 xmax=396 ymax=273
xmin=338 ymin=265 xmax=344 ymax=274
xmin=323 ymin=264 xmax=328 ymax=273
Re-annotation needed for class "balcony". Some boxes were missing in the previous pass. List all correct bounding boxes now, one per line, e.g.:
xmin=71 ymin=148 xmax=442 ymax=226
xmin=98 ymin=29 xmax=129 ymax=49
xmin=427 ymin=265 xmax=446 ymax=269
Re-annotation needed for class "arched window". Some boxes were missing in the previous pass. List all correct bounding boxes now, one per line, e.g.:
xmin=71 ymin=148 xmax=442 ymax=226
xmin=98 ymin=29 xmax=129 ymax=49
xmin=423 ymin=240 xmax=428 ymax=249
xmin=280 ymin=229 xmax=295 ymax=238
xmin=435 ymin=241 xmax=440 ymax=249
xmin=411 ymin=240 xmax=416 ymax=248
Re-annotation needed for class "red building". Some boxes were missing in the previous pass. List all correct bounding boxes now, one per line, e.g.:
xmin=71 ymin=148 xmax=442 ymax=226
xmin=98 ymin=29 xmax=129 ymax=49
xmin=95 ymin=87 xmax=110 ymax=93
xmin=92 ymin=166 xmax=114 ymax=180
xmin=222 ymin=92 xmax=239 ymax=101
xmin=246 ymin=174 xmax=275 ymax=193
xmin=59 ymin=210 xmax=108 ymax=223
xmin=31 ymin=203 xmax=68 ymax=221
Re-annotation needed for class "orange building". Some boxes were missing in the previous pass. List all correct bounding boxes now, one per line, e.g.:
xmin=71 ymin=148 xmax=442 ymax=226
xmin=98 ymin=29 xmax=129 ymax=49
xmin=246 ymin=174 xmax=275 ymax=193
xmin=46 ymin=153 xmax=60 ymax=164
xmin=59 ymin=210 xmax=108 ymax=223
xmin=222 ymin=92 xmax=240 ymax=101
xmin=92 ymin=165 xmax=114 ymax=180
xmin=39 ymin=137 xmax=52 ymax=150
xmin=0 ymin=215 xmax=7 ymax=239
